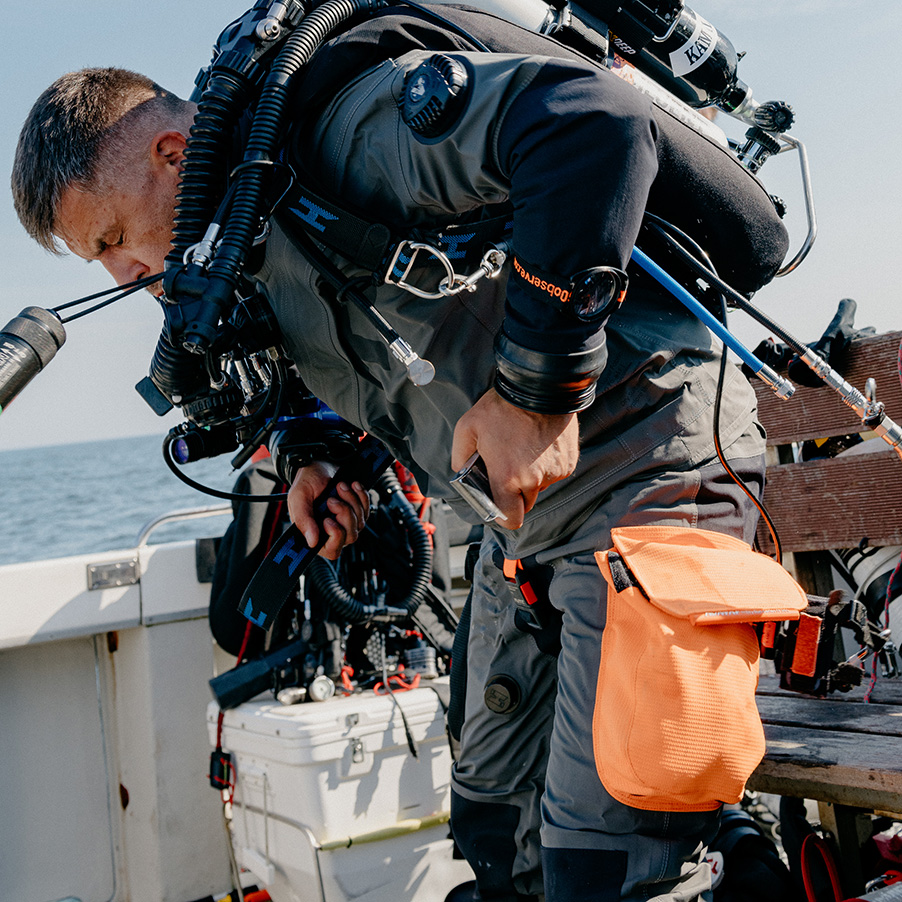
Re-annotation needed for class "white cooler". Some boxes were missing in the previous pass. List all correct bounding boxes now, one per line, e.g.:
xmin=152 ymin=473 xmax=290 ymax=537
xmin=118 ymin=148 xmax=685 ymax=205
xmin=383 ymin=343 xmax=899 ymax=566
xmin=207 ymin=678 xmax=474 ymax=901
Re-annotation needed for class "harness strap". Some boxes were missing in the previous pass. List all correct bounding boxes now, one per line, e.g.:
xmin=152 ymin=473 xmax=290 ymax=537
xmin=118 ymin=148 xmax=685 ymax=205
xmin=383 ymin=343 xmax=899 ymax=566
xmin=277 ymin=178 xmax=513 ymax=281
xmin=237 ymin=433 xmax=395 ymax=633
xmin=495 ymin=551 xmax=562 ymax=656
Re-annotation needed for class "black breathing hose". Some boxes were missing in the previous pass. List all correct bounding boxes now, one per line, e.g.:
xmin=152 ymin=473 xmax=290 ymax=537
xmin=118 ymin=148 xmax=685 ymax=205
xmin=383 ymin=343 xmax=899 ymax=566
xmin=152 ymin=0 xmax=385 ymax=398
xmin=169 ymin=72 xmax=253 ymax=266
xmin=383 ymin=466 xmax=434 ymax=613
xmin=207 ymin=0 xmax=385 ymax=293
xmin=309 ymin=469 xmax=433 ymax=623
xmin=148 ymin=332 xmax=211 ymax=401
xmin=151 ymin=72 xmax=253 ymax=399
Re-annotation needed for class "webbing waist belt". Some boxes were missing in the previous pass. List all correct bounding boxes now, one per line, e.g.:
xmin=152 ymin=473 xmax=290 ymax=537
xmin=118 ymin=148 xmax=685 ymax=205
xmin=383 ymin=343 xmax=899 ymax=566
xmin=276 ymin=180 xmax=513 ymax=284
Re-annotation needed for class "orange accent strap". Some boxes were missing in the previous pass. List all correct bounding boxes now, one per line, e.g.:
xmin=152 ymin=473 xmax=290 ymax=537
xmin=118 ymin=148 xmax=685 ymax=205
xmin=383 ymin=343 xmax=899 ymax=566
xmin=502 ymin=558 xmax=521 ymax=581
xmin=393 ymin=461 xmax=427 ymax=505
xmin=760 ymin=621 xmax=777 ymax=650
xmin=502 ymin=558 xmax=539 ymax=604
xmin=791 ymin=613 xmax=822 ymax=678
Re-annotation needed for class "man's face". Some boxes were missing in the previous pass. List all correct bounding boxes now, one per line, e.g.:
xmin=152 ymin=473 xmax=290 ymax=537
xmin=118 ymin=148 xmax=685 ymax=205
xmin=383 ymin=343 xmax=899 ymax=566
xmin=54 ymin=146 xmax=182 ymax=297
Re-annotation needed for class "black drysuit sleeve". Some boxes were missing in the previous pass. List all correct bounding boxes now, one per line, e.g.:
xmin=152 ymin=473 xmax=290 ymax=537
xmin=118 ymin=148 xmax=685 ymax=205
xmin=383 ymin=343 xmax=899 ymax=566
xmin=493 ymin=58 xmax=658 ymax=357
xmin=297 ymin=49 xmax=660 ymax=409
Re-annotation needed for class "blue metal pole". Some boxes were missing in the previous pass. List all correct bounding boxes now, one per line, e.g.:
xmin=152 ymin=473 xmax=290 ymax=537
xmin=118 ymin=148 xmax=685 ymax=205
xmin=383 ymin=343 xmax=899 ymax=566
xmin=630 ymin=246 xmax=794 ymax=399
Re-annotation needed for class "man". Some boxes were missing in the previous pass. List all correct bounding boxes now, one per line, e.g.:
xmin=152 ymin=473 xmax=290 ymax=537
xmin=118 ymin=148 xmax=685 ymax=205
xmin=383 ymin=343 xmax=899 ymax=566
xmin=12 ymin=7 xmax=790 ymax=899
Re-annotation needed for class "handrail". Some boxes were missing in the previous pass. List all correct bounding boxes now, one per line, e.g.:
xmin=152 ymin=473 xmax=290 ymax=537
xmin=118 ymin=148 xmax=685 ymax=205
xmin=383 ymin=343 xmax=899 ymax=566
xmin=134 ymin=504 xmax=232 ymax=549
xmin=775 ymin=134 xmax=817 ymax=277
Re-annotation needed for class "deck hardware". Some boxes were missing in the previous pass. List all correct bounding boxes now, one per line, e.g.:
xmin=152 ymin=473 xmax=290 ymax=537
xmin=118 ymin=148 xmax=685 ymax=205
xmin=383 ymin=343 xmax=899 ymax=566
xmin=87 ymin=558 xmax=139 ymax=591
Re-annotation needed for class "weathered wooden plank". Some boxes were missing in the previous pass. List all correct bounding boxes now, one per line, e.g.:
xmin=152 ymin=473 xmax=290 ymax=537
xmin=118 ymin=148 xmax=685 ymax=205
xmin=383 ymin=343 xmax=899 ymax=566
xmin=749 ymin=723 xmax=902 ymax=812
xmin=756 ymin=694 xmax=902 ymax=737
xmin=753 ymin=331 xmax=902 ymax=446
xmin=742 ymin=333 xmax=902 ymax=813
xmin=755 ymin=449 xmax=902 ymax=553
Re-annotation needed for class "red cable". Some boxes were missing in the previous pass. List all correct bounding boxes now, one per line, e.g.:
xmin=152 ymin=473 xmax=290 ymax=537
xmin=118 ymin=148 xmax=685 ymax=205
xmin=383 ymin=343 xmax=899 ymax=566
xmin=865 ymin=550 xmax=902 ymax=702
xmin=236 ymin=619 xmax=254 ymax=662
xmin=216 ymin=620 xmax=255 ymax=748
xmin=800 ymin=833 xmax=843 ymax=902
xmin=373 ymin=671 xmax=421 ymax=694
xmin=264 ymin=494 xmax=286 ymax=550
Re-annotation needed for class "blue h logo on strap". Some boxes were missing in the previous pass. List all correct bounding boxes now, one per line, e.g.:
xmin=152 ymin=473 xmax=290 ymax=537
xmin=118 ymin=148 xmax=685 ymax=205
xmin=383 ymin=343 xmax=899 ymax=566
xmin=241 ymin=598 xmax=268 ymax=627
xmin=273 ymin=536 xmax=306 ymax=577
xmin=290 ymin=196 xmax=339 ymax=233
xmin=439 ymin=231 xmax=476 ymax=260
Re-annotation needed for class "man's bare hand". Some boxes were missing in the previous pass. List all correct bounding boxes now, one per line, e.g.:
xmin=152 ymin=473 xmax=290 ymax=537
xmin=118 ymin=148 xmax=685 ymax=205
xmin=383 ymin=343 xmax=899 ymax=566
xmin=286 ymin=461 xmax=371 ymax=560
xmin=451 ymin=388 xmax=579 ymax=528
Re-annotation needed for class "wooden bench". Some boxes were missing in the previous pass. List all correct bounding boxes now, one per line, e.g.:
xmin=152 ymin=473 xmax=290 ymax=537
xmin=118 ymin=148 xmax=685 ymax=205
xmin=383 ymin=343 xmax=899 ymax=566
xmin=747 ymin=329 xmax=902 ymax=893
xmin=751 ymin=330 xmax=902 ymax=570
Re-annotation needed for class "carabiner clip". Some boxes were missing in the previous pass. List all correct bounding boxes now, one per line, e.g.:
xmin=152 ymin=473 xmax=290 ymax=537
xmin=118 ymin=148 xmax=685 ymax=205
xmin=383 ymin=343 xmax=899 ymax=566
xmin=385 ymin=240 xmax=508 ymax=300
xmin=439 ymin=244 xmax=508 ymax=296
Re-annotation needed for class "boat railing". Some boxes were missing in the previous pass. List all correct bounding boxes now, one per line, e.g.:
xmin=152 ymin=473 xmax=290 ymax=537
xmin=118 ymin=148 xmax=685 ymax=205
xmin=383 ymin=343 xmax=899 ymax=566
xmin=134 ymin=504 xmax=232 ymax=549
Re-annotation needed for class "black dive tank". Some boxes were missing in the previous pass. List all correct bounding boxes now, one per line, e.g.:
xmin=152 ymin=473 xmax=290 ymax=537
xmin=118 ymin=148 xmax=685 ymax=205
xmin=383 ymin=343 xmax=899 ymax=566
xmin=575 ymin=0 xmax=750 ymax=110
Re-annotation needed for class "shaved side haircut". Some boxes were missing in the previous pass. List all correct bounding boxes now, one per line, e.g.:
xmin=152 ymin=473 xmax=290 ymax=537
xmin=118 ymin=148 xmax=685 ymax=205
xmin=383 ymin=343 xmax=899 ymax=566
xmin=11 ymin=67 xmax=192 ymax=253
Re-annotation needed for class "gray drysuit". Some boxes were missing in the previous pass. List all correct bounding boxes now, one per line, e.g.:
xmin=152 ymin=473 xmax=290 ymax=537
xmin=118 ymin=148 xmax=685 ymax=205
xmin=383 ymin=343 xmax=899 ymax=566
xmin=254 ymin=40 xmax=773 ymax=902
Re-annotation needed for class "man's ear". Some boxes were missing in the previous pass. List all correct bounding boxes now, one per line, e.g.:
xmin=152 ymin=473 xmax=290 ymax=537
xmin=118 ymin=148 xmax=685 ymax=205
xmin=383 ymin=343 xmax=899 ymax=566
xmin=151 ymin=130 xmax=189 ymax=173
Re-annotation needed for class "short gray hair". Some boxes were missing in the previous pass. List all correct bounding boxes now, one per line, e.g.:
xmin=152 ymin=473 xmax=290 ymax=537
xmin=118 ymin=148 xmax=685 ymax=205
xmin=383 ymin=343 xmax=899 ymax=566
xmin=11 ymin=67 xmax=190 ymax=253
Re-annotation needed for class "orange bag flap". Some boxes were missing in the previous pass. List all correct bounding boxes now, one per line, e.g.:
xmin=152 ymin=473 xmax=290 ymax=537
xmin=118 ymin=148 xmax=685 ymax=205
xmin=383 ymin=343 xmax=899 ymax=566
xmin=603 ymin=525 xmax=807 ymax=624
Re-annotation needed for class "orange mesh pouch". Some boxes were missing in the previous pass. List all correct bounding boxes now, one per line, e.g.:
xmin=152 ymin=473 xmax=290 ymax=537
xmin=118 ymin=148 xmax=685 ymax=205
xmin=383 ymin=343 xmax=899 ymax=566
xmin=593 ymin=525 xmax=808 ymax=812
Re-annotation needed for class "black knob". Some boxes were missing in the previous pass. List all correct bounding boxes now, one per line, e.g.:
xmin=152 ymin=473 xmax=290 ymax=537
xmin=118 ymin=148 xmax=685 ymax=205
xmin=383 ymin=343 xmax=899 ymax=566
xmin=400 ymin=54 xmax=469 ymax=140
xmin=754 ymin=100 xmax=795 ymax=134
xmin=745 ymin=126 xmax=781 ymax=156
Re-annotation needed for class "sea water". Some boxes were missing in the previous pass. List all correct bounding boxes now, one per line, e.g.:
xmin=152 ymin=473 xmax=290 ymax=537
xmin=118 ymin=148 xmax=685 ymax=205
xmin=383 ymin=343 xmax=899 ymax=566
xmin=0 ymin=434 xmax=242 ymax=566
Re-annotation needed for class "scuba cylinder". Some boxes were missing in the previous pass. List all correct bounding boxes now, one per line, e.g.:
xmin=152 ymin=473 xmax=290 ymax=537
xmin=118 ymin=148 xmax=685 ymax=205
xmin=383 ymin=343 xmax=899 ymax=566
xmin=425 ymin=0 xmax=562 ymax=33
xmin=837 ymin=542 xmax=902 ymax=640
xmin=588 ymin=1 xmax=750 ymax=111
xmin=432 ymin=0 xmax=759 ymax=118
xmin=424 ymin=0 xmax=796 ymax=161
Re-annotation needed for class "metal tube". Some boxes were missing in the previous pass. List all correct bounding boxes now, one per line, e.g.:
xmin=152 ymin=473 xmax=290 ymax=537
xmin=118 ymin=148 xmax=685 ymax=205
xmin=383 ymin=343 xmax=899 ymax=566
xmin=630 ymin=247 xmax=795 ymax=399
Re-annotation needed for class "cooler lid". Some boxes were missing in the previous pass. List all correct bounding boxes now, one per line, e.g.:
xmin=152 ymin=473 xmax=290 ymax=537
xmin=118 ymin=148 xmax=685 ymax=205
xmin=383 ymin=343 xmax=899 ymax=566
xmin=208 ymin=681 xmax=447 ymax=749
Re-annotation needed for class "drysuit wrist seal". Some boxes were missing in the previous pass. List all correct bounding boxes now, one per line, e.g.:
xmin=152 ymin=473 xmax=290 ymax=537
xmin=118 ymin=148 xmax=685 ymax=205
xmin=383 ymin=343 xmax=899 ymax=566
xmin=493 ymin=331 xmax=606 ymax=415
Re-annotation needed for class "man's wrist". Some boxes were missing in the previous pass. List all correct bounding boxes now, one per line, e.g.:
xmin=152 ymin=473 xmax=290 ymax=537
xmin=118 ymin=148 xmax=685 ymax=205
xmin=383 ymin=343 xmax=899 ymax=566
xmin=493 ymin=330 xmax=606 ymax=415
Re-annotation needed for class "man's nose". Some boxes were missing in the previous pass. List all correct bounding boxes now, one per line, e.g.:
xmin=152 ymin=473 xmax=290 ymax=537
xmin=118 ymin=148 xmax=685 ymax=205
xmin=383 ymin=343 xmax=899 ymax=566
xmin=102 ymin=251 xmax=150 ymax=287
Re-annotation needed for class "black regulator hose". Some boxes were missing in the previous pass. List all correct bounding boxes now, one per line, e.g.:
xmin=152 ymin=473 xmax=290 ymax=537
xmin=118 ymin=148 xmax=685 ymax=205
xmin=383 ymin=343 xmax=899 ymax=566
xmin=309 ymin=468 xmax=433 ymax=623
xmin=204 ymin=0 xmax=387 ymax=307
xmin=168 ymin=71 xmax=255 ymax=266
xmin=153 ymin=0 xmax=386 ymax=390
xmin=153 ymin=71 xmax=256 ymax=398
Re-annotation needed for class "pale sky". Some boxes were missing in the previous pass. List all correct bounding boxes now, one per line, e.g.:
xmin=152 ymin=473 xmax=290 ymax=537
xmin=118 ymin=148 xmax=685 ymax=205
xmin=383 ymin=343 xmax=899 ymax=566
xmin=1 ymin=0 xmax=900 ymax=451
